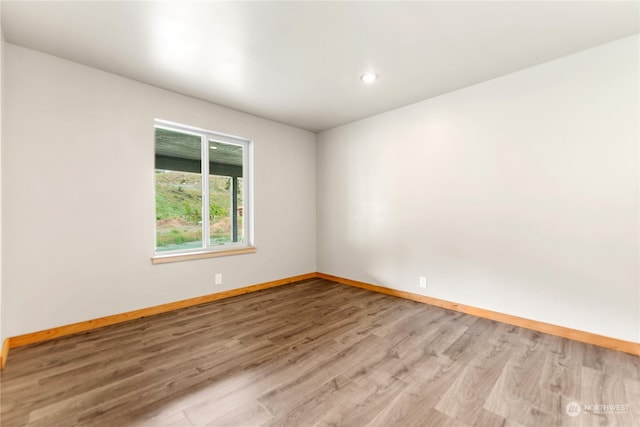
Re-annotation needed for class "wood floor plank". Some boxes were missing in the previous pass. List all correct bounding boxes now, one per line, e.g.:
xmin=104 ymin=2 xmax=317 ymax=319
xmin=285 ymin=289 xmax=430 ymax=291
xmin=578 ymin=366 xmax=636 ymax=427
xmin=624 ymin=377 xmax=640 ymax=426
xmin=132 ymin=410 xmax=194 ymax=427
xmin=1 ymin=279 xmax=639 ymax=427
xmin=435 ymin=322 xmax=514 ymax=425
xmin=484 ymin=327 xmax=557 ymax=425
xmin=368 ymin=353 xmax=465 ymax=426
xmin=181 ymin=339 xmax=353 ymax=426
xmin=315 ymin=370 xmax=409 ymax=427
xmin=257 ymin=334 xmax=389 ymax=415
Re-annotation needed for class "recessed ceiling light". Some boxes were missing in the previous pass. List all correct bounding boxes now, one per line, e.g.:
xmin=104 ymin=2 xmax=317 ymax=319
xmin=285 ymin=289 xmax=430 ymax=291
xmin=360 ymin=72 xmax=378 ymax=84
xmin=210 ymin=146 xmax=218 ymax=150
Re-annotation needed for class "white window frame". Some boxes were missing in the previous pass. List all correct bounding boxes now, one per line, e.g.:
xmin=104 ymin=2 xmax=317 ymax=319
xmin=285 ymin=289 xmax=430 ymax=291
xmin=152 ymin=119 xmax=254 ymax=262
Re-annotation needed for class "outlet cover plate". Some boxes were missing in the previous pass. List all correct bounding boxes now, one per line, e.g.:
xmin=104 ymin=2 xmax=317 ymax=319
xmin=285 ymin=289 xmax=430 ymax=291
xmin=419 ymin=276 xmax=427 ymax=288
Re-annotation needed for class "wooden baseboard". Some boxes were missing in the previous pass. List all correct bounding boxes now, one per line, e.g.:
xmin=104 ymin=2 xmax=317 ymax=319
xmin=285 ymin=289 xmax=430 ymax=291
xmin=1 ymin=339 xmax=9 ymax=368
xmin=2 ymin=270 xmax=636 ymax=370
xmin=317 ymin=273 xmax=640 ymax=356
xmin=6 ymin=273 xmax=317 ymax=352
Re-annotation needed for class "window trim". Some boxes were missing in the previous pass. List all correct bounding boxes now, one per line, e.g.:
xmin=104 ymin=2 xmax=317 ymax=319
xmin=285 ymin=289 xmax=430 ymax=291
xmin=152 ymin=119 xmax=254 ymax=261
xmin=151 ymin=247 xmax=257 ymax=264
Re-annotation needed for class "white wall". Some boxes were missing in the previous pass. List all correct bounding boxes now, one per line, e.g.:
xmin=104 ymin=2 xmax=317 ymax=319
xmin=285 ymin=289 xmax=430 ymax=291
xmin=317 ymin=35 xmax=639 ymax=343
xmin=0 ymin=9 xmax=5 ymax=347
xmin=3 ymin=44 xmax=316 ymax=337
xmin=3 ymin=36 xmax=638 ymax=344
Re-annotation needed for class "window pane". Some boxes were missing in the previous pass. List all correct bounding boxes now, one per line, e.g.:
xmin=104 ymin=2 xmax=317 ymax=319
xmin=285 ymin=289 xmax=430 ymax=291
xmin=155 ymin=128 xmax=202 ymax=252
xmin=209 ymin=175 xmax=232 ymax=244
xmin=209 ymin=140 xmax=243 ymax=244
xmin=237 ymin=177 xmax=244 ymax=243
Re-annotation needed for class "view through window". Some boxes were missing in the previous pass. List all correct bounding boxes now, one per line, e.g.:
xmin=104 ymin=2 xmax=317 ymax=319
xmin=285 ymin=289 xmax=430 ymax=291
xmin=154 ymin=122 xmax=250 ymax=253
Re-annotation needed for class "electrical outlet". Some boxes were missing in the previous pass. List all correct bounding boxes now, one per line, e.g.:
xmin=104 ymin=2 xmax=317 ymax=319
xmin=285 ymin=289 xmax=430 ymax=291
xmin=215 ymin=273 xmax=223 ymax=285
xmin=419 ymin=276 xmax=427 ymax=289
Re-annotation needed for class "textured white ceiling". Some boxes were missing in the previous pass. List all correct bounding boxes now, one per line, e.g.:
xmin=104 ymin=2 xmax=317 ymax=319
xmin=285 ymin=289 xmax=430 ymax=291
xmin=2 ymin=1 xmax=638 ymax=132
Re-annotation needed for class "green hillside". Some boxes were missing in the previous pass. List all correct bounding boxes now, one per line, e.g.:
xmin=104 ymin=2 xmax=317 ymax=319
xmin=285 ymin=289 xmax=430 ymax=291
xmin=155 ymin=170 xmax=242 ymax=250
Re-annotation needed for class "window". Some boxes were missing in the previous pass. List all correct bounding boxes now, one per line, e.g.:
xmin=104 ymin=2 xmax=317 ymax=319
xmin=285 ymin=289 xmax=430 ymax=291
xmin=153 ymin=120 xmax=252 ymax=258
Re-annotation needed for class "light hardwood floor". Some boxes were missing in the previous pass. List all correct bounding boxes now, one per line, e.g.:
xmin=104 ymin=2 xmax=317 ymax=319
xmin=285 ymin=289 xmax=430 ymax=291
xmin=1 ymin=279 xmax=638 ymax=426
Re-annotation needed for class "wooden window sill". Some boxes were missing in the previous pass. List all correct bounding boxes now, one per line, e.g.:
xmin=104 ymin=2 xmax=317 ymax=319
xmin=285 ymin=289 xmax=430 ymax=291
xmin=151 ymin=247 xmax=256 ymax=264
